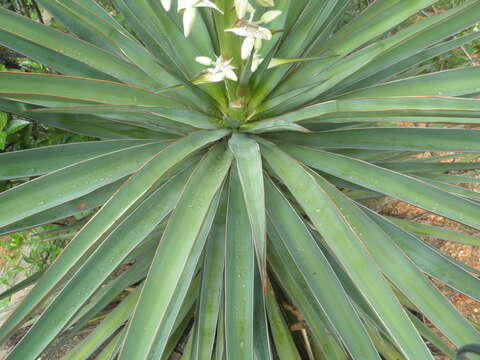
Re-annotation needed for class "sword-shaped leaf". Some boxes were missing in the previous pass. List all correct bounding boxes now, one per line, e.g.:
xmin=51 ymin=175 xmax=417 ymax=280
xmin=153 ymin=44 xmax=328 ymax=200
xmin=118 ymin=144 xmax=232 ymax=359
xmin=0 ymin=72 xmax=180 ymax=108
xmin=267 ymin=128 xmax=480 ymax=152
xmin=281 ymin=144 xmax=480 ymax=231
xmin=259 ymin=139 xmax=434 ymax=359
xmin=224 ymin=168 xmax=256 ymax=360
xmin=265 ymin=176 xmax=380 ymax=359
xmin=6 ymin=170 xmax=190 ymax=359
xmin=0 ymin=140 xmax=152 ymax=180
xmin=311 ymin=171 xmax=480 ymax=348
xmin=0 ymin=141 xmax=169 ymax=228
xmin=229 ymin=133 xmax=267 ymax=289
xmin=0 ymin=130 xmax=226 ymax=342
xmin=191 ymin=192 xmax=227 ymax=360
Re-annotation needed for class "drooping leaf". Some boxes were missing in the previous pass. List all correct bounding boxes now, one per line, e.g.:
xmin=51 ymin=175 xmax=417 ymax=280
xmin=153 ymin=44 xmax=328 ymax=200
xmin=259 ymin=139 xmax=434 ymax=359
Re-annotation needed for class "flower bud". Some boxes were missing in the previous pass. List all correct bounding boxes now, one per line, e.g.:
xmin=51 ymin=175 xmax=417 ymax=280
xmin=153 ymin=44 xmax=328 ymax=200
xmin=161 ymin=0 xmax=171 ymax=11
xmin=256 ymin=0 xmax=274 ymax=7
xmin=260 ymin=10 xmax=282 ymax=24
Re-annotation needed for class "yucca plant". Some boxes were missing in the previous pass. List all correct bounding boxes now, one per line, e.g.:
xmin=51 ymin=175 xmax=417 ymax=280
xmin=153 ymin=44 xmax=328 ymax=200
xmin=1 ymin=0 xmax=480 ymax=359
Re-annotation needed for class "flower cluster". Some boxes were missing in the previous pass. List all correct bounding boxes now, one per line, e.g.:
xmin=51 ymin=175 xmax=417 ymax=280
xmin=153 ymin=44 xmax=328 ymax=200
xmin=194 ymin=56 xmax=238 ymax=83
xmin=227 ymin=7 xmax=281 ymax=60
xmin=161 ymin=0 xmax=280 ymax=84
xmin=161 ymin=0 xmax=223 ymax=37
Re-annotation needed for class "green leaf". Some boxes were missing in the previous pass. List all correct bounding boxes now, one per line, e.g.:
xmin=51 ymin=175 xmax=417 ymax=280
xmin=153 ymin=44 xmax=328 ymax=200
xmin=5 ymin=170 xmax=190 ymax=359
xmin=118 ymin=144 xmax=232 ymax=360
xmin=269 ymin=55 xmax=338 ymax=69
xmin=266 ymin=97 xmax=480 ymax=125
xmin=250 ymin=0 xmax=339 ymax=108
xmin=357 ymin=31 xmax=480 ymax=92
xmin=310 ymin=171 xmax=480 ymax=348
xmin=0 ymin=98 xmax=172 ymax=140
xmin=388 ymin=217 xmax=480 ymax=247
xmin=377 ymin=160 xmax=480 ymax=173
xmin=264 ymin=282 xmax=301 ymax=360
xmin=95 ymin=329 xmax=125 ymax=360
xmin=259 ymin=139 xmax=434 ymax=359
xmin=265 ymin=176 xmax=381 ymax=359
xmin=215 ymin=300 xmax=225 ymax=360
xmin=267 ymin=127 xmax=480 ymax=152
xmin=37 ymin=0 xmax=180 ymax=89
xmin=110 ymin=0 xmax=177 ymax=68
xmin=242 ymin=119 xmax=311 ymax=134
xmin=157 ymin=275 xmax=200 ymax=360
xmin=328 ymin=1 xmax=480 ymax=95
xmin=306 ymin=0 xmax=351 ymax=51
xmin=1 ymin=0 xmax=480 ymax=357
xmin=111 ymin=0 xmax=221 ymax=110
xmin=317 ymin=0 xmax=438 ymax=58
xmin=5 ymin=119 xmax=29 ymax=135
xmin=229 ymin=133 xmax=267 ymax=288
xmin=191 ymin=192 xmax=227 ymax=360
xmin=0 ymin=132 xmax=6 ymax=151
xmin=366 ymin=210 xmax=480 ymax=303
xmin=281 ymin=144 xmax=480 ymax=231
xmin=0 ymin=130 xmax=226 ymax=343
xmin=0 ymin=140 xmax=153 ymax=180
xmin=264 ymin=0 xmax=459 ymax=115
xmin=0 ymin=72 xmax=179 ymax=108
xmin=66 ymin=288 xmax=142 ymax=360
xmin=256 ymin=43 xmax=386 ymax=117
xmin=36 ymin=0 xmax=124 ymax=55
xmin=253 ymin=263 xmax=273 ymax=360
xmin=0 ymin=111 xmax=7 ymax=130
xmin=267 ymin=231 xmax=351 ymax=359
xmin=224 ymin=167 xmax=256 ymax=360
xmin=341 ymin=67 xmax=480 ymax=99
xmin=51 ymin=241 xmax=160 ymax=355
xmin=414 ymin=175 xmax=480 ymax=201
xmin=407 ymin=312 xmax=456 ymax=360
xmin=0 ymin=141 xmax=170 ymax=228
xmin=29 ymin=105 xmax=219 ymax=131
xmin=0 ymin=180 xmax=122 ymax=236
xmin=360 ymin=312 xmax=405 ymax=360
xmin=417 ymin=173 xmax=480 ymax=184
xmin=0 ymin=271 xmax=43 ymax=301
xmin=0 ymin=8 xmax=165 ymax=89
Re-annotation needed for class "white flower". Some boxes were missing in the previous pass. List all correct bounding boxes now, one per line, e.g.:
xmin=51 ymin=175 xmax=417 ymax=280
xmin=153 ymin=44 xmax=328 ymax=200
xmin=251 ymin=51 xmax=263 ymax=72
xmin=161 ymin=0 xmax=171 ymax=11
xmin=225 ymin=10 xmax=281 ymax=59
xmin=234 ymin=0 xmax=274 ymax=16
xmin=194 ymin=56 xmax=238 ymax=83
xmin=178 ymin=0 xmax=223 ymax=37
xmin=234 ymin=0 xmax=254 ymax=19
